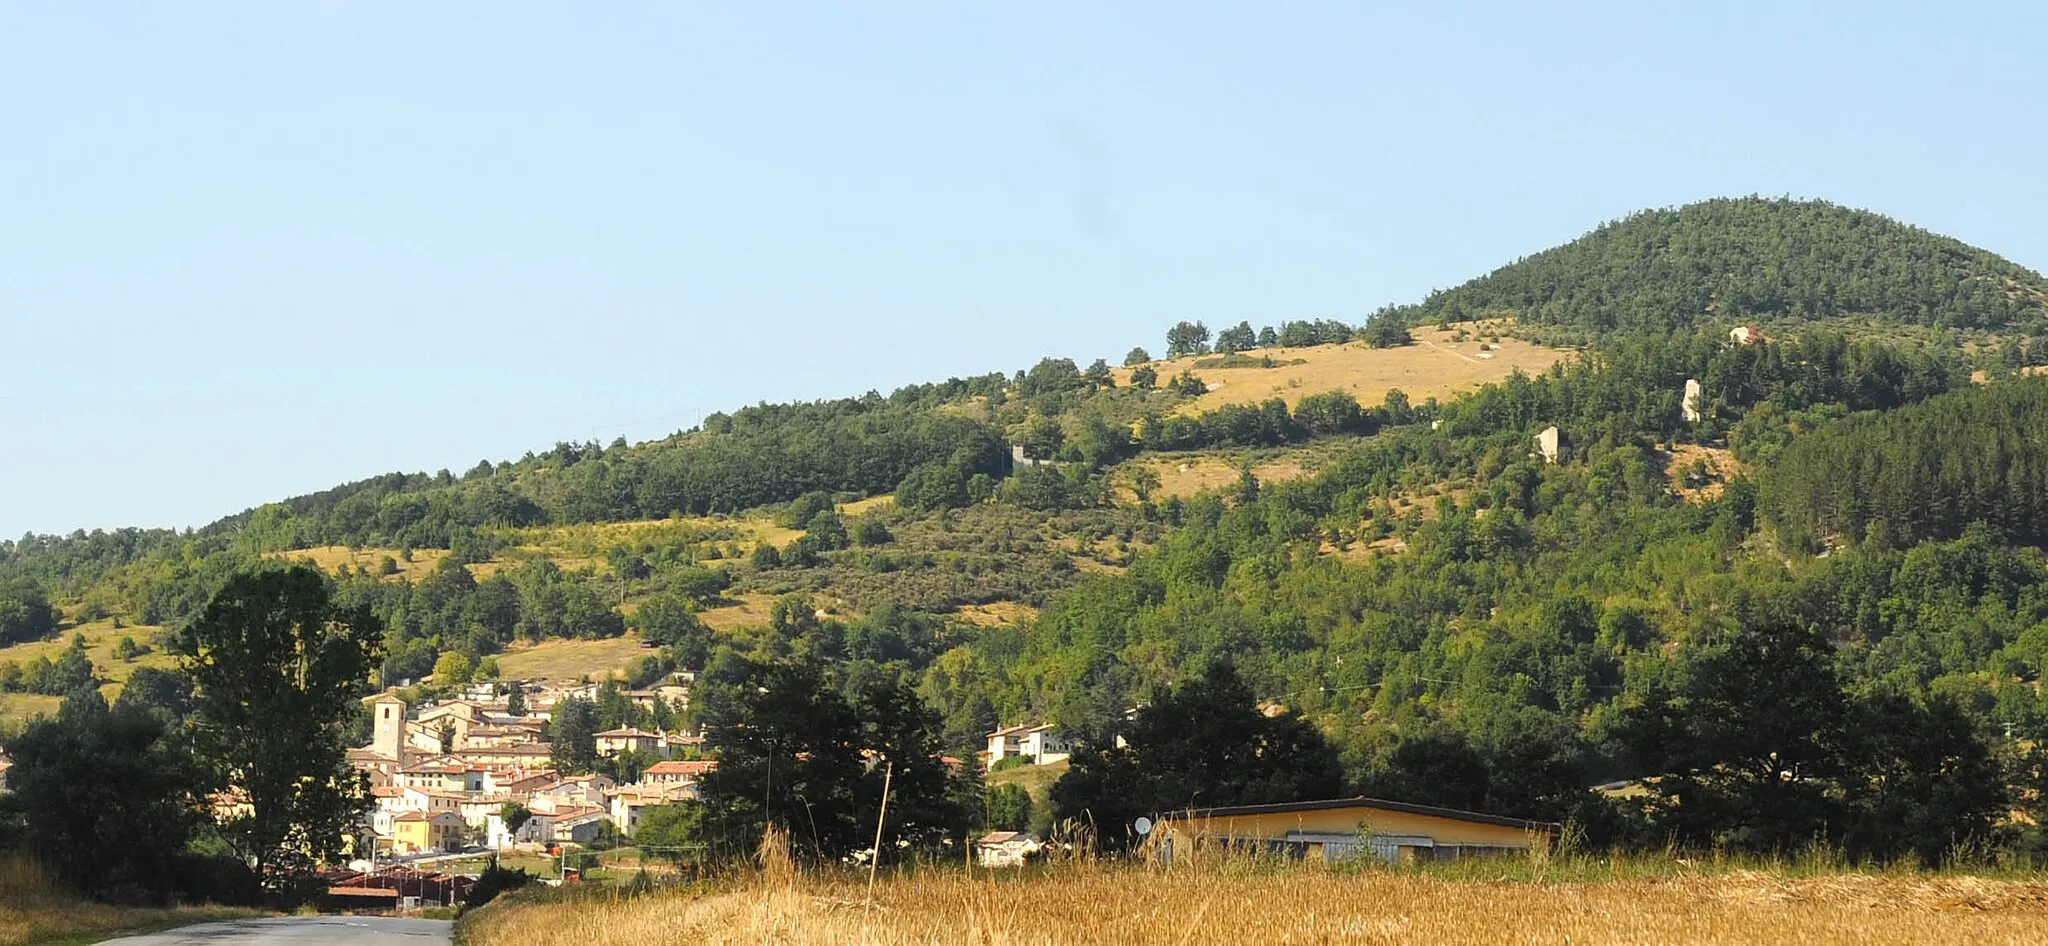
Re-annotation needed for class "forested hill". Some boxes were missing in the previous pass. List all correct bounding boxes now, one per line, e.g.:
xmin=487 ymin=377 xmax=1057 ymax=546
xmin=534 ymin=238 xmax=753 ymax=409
xmin=1399 ymin=197 xmax=2048 ymax=334
xmin=10 ymin=195 xmax=2048 ymax=861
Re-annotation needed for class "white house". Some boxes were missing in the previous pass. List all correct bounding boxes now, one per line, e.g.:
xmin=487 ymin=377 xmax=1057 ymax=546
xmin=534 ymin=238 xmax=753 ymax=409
xmin=484 ymin=812 xmax=518 ymax=850
xmin=976 ymin=831 xmax=1043 ymax=867
xmin=987 ymin=724 xmax=1071 ymax=769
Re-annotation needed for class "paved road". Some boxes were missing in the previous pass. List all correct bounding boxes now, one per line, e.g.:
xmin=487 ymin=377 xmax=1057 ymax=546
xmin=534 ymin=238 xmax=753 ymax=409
xmin=101 ymin=917 xmax=451 ymax=945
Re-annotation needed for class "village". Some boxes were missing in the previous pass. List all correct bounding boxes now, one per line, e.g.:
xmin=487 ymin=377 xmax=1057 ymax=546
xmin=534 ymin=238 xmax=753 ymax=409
xmin=337 ymin=676 xmax=1102 ymax=885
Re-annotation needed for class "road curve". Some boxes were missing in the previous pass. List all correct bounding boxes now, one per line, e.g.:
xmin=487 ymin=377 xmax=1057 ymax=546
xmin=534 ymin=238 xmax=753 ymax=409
xmin=99 ymin=916 xmax=451 ymax=945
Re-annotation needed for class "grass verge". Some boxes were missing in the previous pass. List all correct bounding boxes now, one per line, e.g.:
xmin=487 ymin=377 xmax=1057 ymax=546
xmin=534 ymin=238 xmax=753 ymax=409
xmin=1 ymin=856 xmax=263 ymax=946
xmin=457 ymin=854 xmax=2048 ymax=946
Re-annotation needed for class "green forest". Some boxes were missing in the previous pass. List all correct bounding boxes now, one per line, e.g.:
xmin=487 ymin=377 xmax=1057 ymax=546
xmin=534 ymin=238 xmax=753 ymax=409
xmin=8 ymin=197 xmax=2048 ymax=867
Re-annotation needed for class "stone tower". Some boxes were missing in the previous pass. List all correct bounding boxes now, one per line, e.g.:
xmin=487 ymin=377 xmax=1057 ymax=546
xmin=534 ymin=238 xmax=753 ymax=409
xmin=371 ymin=693 xmax=407 ymax=761
xmin=1682 ymin=378 xmax=1702 ymax=424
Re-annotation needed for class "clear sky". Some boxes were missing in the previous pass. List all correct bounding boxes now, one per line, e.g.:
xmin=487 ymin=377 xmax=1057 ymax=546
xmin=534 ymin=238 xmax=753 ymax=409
xmin=4 ymin=2 xmax=2046 ymax=537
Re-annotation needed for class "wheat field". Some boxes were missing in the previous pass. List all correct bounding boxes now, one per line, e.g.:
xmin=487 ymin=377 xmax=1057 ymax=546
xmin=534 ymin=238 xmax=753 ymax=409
xmin=461 ymin=860 xmax=2048 ymax=946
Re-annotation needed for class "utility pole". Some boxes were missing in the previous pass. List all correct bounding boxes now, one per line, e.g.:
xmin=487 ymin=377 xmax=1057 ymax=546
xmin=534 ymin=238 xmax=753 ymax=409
xmin=866 ymin=761 xmax=893 ymax=905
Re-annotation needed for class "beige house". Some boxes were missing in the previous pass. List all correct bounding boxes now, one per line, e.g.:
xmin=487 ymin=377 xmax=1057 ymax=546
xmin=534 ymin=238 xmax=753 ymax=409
xmin=609 ymin=785 xmax=695 ymax=836
xmin=595 ymin=727 xmax=668 ymax=757
xmin=642 ymin=759 xmax=716 ymax=789
xmin=531 ymin=774 xmax=616 ymax=812
xmin=458 ymin=794 xmax=511 ymax=830
xmin=460 ymin=744 xmax=555 ymax=768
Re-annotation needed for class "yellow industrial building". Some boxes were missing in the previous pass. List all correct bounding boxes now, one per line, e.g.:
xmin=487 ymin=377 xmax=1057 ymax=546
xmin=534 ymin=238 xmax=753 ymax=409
xmin=1150 ymin=795 xmax=1559 ymax=865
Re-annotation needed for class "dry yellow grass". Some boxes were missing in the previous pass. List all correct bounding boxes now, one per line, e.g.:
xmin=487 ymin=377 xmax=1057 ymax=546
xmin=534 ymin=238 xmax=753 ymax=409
xmin=503 ymin=516 xmax=801 ymax=562
xmin=0 ymin=855 xmax=262 ymax=946
xmin=697 ymin=594 xmax=779 ymax=632
xmin=1127 ymin=456 xmax=1312 ymax=503
xmin=1116 ymin=323 xmax=1563 ymax=417
xmin=460 ymin=861 xmax=2048 ymax=946
xmin=951 ymin=601 xmax=1041 ymax=628
xmin=267 ymin=544 xmax=451 ymax=581
xmin=838 ymin=495 xmax=896 ymax=516
xmin=987 ymin=757 xmax=1069 ymax=807
xmin=1664 ymin=443 xmax=1744 ymax=502
xmin=0 ymin=619 xmax=177 ymax=724
xmin=495 ymin=636 xmax=656 ymax=683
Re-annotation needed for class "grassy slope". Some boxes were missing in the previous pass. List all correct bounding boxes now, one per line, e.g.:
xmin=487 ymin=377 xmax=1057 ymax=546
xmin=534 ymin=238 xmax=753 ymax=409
xmin=495 ymin=637 xmax=656 ymax=683
xmin=987 ymin=758 xmax=1068 ymax=812
xmin=0 ymin=620 xmax=176 ymax=725
xmin=457 ymin=860 xmax=2048 ymax=946
xmin=1115 ymin=322 xmax=1564 ymax=414
xmin=266 ymin=545 xmax=452 ymax=581
xmin=0 ymin=333 xmax=1564 ymax=703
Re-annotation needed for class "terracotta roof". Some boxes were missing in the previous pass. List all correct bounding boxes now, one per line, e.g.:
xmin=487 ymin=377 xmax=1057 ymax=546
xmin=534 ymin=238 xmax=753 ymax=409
xmin=370 ymin=787 xmax=404 ymax=798
xmin=980 ymin=831 xmax=1036 ymax=845
xmin=645 ymin=760 xmax=717 ymax=777
xmin=595 ymin=727 xmax=662 ymax=738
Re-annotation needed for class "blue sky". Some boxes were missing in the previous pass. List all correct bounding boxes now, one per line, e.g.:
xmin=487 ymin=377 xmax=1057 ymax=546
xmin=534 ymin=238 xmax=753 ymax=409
xmin=4 ymin=2 xmax=2046 ymax=537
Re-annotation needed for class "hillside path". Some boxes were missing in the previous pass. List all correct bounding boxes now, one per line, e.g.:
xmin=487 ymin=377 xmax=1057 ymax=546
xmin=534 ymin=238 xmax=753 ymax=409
xmin=98 ymin=917 xmax=450 ymax=945
xmin=1419 ymin=337 xmax=1481 ymax=364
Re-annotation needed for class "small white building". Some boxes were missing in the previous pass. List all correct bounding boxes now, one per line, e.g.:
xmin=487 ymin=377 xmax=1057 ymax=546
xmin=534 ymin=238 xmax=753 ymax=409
xmin=485 ymin=812 xmax=517 ymax=850
xmin=1535 ymin=426 xmax=1565 ymax=464
xmin=976 ymin=831 xmax=1043 ymax=867
xmin=1682 ymin=378 xmax=1703 ymax=424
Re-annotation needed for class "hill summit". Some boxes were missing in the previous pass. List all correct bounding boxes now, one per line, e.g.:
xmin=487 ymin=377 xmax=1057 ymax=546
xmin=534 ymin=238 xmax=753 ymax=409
xmin=1401 ymin=197 xmax=2048 ymax=334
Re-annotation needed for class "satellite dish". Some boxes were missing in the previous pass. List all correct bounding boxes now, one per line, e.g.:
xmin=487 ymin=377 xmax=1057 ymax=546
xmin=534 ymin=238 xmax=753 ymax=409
xmin=1133 ymin=816 xmax=1153 ymax=837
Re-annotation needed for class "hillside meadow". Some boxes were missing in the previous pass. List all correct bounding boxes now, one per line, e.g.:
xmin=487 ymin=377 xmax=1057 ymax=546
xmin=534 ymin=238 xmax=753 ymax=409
xmin=459 ymin=857 xmax=2048 ymax=946
xmin=1117 ymin=322 xmax=1565 ymax=415
xmin=0 ymin=619 xmax=174 ymax=725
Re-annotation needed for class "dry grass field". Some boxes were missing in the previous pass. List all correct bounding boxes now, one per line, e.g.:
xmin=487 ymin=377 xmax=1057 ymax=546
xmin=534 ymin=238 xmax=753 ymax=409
xmin=266 ymin=544 xmax=451 ymax=581
xmin=0 ymin=619 xmax=177 ymax=724
xmin=495 ymin=636 xmax=657 ymax=682
xmin=0 ymin=856 xmax=261 ymax=946
xmin=1117 ymin=323 xmax=1564 ymax=416
xmin=838 ymin=495 xmax=896 ymax=516
xmin=1125 ymin=455 xmax=1313 ymax=502
xmin=951 ymin=601 xmax=1041 ymax=628
xmin=696 ymin=593 xmax=780 ymax=632
xmin=460 ymin=859 xmax=2048 ymax=946
xmin=1663 ymin=443 xmax=1744 ymax=502
xmin=502 ymin=516 xmax=801 ymax=566
xmin=987 ymin=757 xmax=1069 ymax=807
